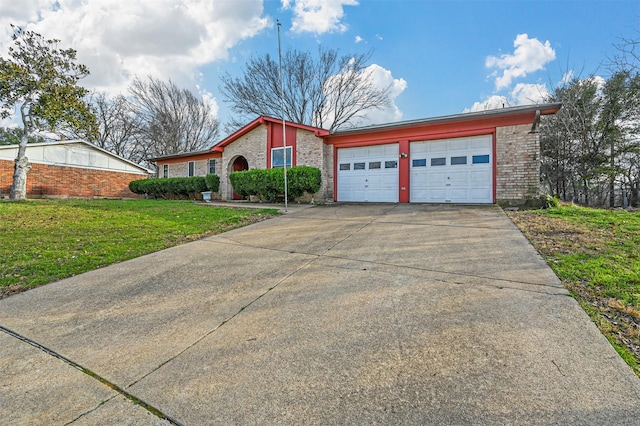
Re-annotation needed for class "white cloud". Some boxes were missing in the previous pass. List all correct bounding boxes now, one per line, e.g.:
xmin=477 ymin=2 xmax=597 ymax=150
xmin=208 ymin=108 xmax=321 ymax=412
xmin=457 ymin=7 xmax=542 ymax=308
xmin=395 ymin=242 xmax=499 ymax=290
xmin=0 ymin=0 xmax=270 ymax=100
xmin=560 ymin=70 xmax=574 ymax=86
xmin=355 ymin=35 xmax=364 ymax=43
xmin=464 ymin=83 xmax=550 ymax=113
xmin=510 ymin=83 xmax=549 ymax=104
xmin=282 ymin=0 xmax=358 ymax=34
xmin=352 ymin=64 xmax=407 ymax=125
xmin=486 ymin=33 xmax=556 ymax=90
xmin=463 ymin=95 xmax=511 ymax=113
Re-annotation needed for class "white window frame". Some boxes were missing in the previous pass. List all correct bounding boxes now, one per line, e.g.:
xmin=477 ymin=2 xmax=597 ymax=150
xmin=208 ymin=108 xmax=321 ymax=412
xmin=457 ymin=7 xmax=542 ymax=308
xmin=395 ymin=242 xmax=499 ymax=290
xmin=271 ymin=146 xmax=292 ymax=169
xmin=162 ymin=164 xmax=169 ymax=178
xmin=208 ymin=159 xmax=217 ymax=175
xmin=187 ymin=161 xmax=195 ymax=177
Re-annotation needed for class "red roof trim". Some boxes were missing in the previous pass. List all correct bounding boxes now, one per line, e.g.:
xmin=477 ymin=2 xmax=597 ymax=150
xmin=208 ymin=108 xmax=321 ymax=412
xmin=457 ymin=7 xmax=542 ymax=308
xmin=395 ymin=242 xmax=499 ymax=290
xmin=325 ymin=104 xmax=561 ymax=146
xmin=212 ymin=116 xmax=329 ymax=153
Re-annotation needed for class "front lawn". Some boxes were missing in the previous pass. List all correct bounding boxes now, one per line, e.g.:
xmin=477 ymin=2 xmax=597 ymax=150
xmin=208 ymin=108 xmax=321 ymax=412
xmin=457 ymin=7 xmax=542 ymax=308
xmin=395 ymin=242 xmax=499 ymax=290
xmin=507 ymin=204 xmax=640 ymax=377
xmin=0 ymin=199 xmax=278 ymax=298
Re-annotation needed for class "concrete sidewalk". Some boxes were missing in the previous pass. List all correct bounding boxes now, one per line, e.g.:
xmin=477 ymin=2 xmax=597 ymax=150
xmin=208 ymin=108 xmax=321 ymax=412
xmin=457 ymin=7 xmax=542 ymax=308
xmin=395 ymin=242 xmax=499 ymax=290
xmin=1 ymin=204 xmax=639 ymax=425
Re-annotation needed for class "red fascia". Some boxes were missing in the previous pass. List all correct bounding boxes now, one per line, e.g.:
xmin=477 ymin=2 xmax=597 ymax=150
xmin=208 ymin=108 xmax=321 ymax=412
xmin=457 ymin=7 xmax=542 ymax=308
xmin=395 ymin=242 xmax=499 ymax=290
xmin=212 ymin=116 xmax=328 ymax=154
xmin=324 ymin=111 xmax=542 ymax=147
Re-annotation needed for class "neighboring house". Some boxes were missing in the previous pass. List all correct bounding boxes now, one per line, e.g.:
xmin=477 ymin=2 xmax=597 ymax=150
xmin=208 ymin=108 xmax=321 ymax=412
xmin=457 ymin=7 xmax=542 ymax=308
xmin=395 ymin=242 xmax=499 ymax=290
xmin=0 ymin=140 xmax=150 ymax=198
xmin=151 ymin=103 xmax=561 ymax=205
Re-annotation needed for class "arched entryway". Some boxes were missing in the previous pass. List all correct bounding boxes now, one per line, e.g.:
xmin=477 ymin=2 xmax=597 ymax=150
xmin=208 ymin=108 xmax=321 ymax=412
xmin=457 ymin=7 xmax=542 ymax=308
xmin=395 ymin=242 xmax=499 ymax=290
xmin=230 ymin=156 xmax=249 ymax=200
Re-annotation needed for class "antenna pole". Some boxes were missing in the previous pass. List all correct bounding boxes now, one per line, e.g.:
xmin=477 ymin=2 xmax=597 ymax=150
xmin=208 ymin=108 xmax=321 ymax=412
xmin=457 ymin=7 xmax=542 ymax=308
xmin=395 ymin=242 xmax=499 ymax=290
xmin=277 ymin=20 xmax=288 ymax=212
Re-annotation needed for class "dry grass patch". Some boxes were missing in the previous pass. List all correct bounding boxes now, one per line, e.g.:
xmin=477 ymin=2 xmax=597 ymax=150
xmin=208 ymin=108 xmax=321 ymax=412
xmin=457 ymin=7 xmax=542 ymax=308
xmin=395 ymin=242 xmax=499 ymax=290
xmin=507 ymin=205 xmax=640 ymax=377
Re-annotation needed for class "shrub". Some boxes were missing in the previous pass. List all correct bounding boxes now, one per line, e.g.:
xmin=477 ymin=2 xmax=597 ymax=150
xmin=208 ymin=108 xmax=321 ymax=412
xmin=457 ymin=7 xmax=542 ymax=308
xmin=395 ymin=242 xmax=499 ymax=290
xmin=129 ymin=176 xmax=207 ymax=199
xmin=229 ymin=166 xmax=321 ymax=202
xmin=205 ymin=173 xmax=220 ymax=192
xmin=545 ymin=193 xmax=561 ymax=208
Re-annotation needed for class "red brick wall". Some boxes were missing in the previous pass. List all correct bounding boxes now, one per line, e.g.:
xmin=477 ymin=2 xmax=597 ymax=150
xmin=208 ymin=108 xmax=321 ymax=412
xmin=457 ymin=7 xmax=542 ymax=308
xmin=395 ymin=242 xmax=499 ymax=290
xmin=0 ymin=159 xmax=147 ymax=198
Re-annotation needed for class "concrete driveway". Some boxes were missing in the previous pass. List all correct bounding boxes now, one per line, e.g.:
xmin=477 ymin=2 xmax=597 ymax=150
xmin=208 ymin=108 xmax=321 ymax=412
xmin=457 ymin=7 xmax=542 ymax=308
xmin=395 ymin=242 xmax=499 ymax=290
xmin=1 ymin=204 xmax=639 ymax=425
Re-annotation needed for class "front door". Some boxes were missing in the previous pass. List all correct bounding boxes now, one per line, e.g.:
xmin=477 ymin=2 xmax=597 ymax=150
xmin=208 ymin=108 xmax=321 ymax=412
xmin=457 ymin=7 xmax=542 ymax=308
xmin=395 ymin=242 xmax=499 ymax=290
xmin=231 ymin=156 xmax=249 ymax=200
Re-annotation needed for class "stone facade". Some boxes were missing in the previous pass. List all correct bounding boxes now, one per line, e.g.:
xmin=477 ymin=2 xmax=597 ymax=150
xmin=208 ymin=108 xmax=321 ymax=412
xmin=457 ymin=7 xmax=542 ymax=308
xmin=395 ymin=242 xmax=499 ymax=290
xmin=162 ymin=158 xmax=219 ymax=178
xmin=0 ymin=160 xmax=145 ymax=198
xmin=495 ymin=124 xmax=541 ymax=205
xmin=220 ymin=126 xmax=268 ymax=199
xmin=294 ymin=128 xmax=332 ymax=200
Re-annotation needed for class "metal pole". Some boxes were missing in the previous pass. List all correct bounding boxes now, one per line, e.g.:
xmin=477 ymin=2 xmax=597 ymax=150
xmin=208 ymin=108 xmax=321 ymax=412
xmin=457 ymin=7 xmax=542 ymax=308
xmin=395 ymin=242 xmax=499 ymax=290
xmin=277 ymin=20 xmax=288 ymax=212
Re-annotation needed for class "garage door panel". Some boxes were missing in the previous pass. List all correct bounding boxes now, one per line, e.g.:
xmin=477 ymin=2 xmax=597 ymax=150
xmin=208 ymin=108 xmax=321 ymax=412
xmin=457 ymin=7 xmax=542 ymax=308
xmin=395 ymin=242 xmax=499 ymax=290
xmin=410 ymin=136 xmax=492 ymax=204
xmin=448 ymin=170 xmax=469 ymax=184
xmin=338 ymin=144 xmax=399 ymax=202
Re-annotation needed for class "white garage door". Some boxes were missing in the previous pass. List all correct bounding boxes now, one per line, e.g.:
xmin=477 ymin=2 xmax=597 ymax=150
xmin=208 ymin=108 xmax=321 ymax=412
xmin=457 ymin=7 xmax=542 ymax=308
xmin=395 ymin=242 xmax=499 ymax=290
xmin=337 ymin=144 xmax=399 ymax=202
xmin=410 ymin=135 xmax=493 ymax=203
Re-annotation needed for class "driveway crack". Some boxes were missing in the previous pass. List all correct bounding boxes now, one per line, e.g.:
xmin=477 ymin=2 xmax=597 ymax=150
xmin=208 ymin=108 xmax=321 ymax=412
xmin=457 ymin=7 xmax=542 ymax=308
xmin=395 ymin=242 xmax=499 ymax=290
xmin=0 ymin=325 xmax=183 ymax=425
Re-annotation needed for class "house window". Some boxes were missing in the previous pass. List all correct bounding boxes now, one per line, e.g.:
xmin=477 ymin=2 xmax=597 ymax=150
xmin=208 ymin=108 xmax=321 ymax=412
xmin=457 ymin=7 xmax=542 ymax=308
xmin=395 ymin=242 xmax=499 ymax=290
xmin=353 ymin=162 xmax=366 ymax=170
xmin=385 ymin=161 xmax=398 ymax=169
xmin=451 ymin=156 xmax=467 ymax=165
xmin=162 ymin=164 xmax=168 ymax=178
xmin=208 ymin=159 xmax=217 ymax=175
xmin=188 ymin=161 xmax=195 ymax=177
xmin=271 ymin=146 xmax=292 ymax=168
xmin=412 ymin=159 xmax=427 ymax=167
xmin=431 ymin=157 xmax=446 ymax=166
xmin=472 ymin=155 xmax=490 ymax=164
xmin=340 ymin=163 xmax=350 ymax=170
xmin=369 ymin=161 xmax=381 ymax=169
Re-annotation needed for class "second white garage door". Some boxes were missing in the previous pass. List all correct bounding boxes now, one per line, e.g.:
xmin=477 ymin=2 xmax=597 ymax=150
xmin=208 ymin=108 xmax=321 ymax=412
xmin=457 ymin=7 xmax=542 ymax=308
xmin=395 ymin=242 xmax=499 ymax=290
xmin=410 ymin=135 xmax=493 ymax=203
xmin=337 ymin=144 xmax=399 ymax=202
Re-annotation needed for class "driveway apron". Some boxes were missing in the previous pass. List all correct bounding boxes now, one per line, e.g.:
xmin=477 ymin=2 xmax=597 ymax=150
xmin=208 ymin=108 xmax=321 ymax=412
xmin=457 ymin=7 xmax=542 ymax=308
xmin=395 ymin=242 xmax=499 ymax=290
xmin=1 ymin=204 xmax=639 ymax=425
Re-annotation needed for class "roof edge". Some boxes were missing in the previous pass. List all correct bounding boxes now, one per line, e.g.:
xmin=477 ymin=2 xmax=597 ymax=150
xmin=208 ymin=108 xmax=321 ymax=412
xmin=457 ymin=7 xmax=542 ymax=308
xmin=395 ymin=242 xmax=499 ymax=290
xmin=331 ymin=103 xmax=562 ymax=135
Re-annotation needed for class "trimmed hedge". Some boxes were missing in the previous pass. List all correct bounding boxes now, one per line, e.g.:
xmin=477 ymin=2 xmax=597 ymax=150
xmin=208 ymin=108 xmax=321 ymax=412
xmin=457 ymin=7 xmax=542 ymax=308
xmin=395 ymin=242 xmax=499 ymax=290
xmin=205 ymin=173 xmax=220 ymax=192
xmin=129 ymin=176 xmax=208 ymax=199
xmin=230 ymin=166 xmax=321 ymax=202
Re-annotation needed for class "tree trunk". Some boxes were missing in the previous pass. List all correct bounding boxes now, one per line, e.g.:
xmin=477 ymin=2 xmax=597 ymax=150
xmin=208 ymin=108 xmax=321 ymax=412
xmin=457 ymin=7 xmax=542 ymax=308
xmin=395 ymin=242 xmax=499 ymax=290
xmin=631 ymin=181 xmax=639 ymax=208
xmin=9 ymin=137 xmax=31 ymax=200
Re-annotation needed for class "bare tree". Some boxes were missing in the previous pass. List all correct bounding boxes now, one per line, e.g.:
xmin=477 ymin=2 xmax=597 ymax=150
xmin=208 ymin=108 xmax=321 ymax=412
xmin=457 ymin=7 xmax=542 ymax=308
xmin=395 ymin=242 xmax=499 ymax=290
xmin=128 ymin=76 xmax=220 ymax=159
xmin=92 ymin=92 xmax=146 ymax=164
xmin=610 ymin=30 xmax=640 ymax=74
xmin=540 ymin=71 xmax=640 ymax=207
xmin=220 ymin=47 xmax=391 ymax=132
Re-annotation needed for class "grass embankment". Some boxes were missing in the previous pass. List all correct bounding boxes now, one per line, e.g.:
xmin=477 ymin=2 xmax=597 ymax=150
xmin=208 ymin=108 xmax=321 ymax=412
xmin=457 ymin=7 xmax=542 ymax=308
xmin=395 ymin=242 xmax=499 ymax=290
xmin=507 ymin=204 xmax=640 ymax=377
xmin=0 ymin=199 xmax=278 ymax=299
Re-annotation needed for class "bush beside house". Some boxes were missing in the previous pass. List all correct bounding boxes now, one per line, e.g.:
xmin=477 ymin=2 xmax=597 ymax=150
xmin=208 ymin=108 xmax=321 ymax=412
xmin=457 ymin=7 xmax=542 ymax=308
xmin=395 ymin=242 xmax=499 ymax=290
xmin=230 ymin=166 xmax=321 ymax=202
xmin=129 ymin=174 xmax=220 ymax=199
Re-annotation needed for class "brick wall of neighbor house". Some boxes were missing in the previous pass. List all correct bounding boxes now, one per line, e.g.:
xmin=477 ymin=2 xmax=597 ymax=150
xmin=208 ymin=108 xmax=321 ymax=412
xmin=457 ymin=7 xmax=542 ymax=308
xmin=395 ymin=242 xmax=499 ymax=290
xmin=295 ymin=128 xmax=331 ymax=200
xmin=495 ymin=124 xmax=540 ymax=205
xmin=220 ymin=126 xmax=268 ymax=199
xmin=0 ymin=159 xmax=13 ymax=196
xmin=0 ymin=159 xmax=146 ymax=198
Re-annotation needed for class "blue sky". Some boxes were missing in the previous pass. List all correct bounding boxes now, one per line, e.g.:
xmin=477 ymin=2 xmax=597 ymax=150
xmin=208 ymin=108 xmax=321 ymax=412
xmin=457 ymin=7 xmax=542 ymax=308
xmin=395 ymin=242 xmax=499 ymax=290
xmin=1 ymin=0 xmax=639 ymax=131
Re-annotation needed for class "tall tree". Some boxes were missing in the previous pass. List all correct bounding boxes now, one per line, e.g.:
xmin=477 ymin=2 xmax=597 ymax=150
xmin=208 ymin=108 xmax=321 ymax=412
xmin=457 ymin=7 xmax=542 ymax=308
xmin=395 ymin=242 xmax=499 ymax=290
xmin=540 ymin=77 xmax=609 ymax=205
xmin=540 ymin=72 xmax=640 ymax=207
xmin=127 ymin=76 xmax=219 ymax=161
xmin=0 ymin=25 xmax=96 ymax=200
xmin=91 ymin=92 xmax=146 ymax=164
xmin=220 ymin=47 xmax=391 ymax=132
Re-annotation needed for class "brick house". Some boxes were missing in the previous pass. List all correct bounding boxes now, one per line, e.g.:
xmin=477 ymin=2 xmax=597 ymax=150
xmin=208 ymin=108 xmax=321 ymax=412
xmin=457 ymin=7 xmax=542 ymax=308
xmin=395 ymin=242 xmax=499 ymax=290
xmin=152 ymin=103 xmax=561 ymax=205
xmin=0 ymin=140 xmax=150 ymax=199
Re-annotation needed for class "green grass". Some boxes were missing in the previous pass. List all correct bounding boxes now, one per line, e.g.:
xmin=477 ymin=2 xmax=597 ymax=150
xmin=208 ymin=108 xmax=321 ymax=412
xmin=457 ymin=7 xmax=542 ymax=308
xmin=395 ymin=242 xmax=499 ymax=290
xmin=508 ymin=204 xmax=640 ymax=377
xmin=0 ymin=199 xmax=278 ymax=297
xmin=541 ymin=205 xmax=640 ymax=307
